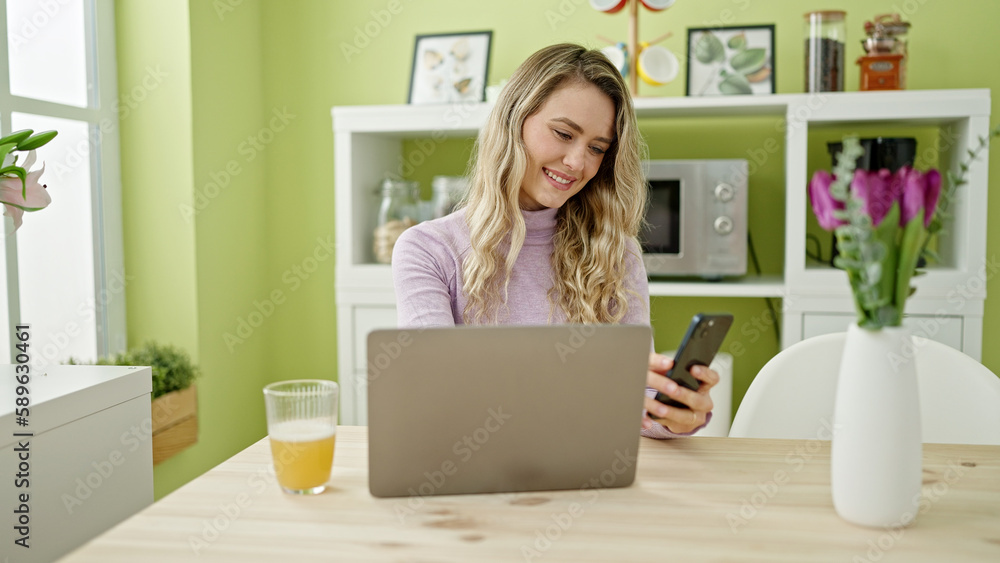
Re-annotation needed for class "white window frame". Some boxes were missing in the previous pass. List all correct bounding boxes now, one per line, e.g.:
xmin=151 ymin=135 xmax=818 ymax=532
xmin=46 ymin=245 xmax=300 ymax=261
xmin=0 ymin=0 xmax=125 ymax=360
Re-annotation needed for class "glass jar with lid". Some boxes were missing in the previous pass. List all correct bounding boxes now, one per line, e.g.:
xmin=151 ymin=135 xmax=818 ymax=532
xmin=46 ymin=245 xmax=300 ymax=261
xmin=804 ymin=10 xmax=847 ymax=92
xmin=430 ymin=176 xmax=469 ymax=219
xmin=373 ymin=179 xmax=418 ymax=264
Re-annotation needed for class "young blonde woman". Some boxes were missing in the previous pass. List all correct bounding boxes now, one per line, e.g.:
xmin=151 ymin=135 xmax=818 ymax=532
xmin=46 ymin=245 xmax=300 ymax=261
xmin=392 ymin=43 xmax=716 ymax=437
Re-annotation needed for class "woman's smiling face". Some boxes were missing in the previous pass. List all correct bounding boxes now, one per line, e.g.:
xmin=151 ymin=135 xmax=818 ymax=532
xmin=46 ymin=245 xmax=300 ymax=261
xmin=518 ymin=80 xmax=616 ymax=211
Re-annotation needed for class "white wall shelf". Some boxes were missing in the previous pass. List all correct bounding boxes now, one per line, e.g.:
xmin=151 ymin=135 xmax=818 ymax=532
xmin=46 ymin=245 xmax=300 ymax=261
xmin=648 ymin=275 xmax=785 ymax=298
xmin=333 ymin=88 xmax=990 ymax=426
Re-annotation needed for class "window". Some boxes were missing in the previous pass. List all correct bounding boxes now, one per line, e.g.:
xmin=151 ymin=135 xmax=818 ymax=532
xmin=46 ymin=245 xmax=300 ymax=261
xmin=0 ymin=0 xmax=124 ymax=367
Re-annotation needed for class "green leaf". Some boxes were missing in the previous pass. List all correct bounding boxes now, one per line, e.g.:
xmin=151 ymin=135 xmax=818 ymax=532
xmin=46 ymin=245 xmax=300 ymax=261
xmin=727 ymin=33 xmax=747 ymax=51
xmin=718 ymin=72 xmax=752 ymax=95
xmin=874 ymin=203 xmax=901 ymax=322
xmin=63 ymin=341 xmax=200 ymax=399
xmin=895 ymin=210 xmax=928 ymax=318
xmin=0 ymin=143 xmax=17 ymax=166
xmin=0 ymin=129 xmax=32 ymax=146
xmin=730 ymin=48 xmax=767 ymax=75
xmin=112 ymin=342 xmax=199 ymax=398
xmin=0 ymin=200 xmax=47 ymax=212
xmin=16 ymin=130 xmax=57 ymax=151
xmin=694 ymin=32 xmax=725 ymax=64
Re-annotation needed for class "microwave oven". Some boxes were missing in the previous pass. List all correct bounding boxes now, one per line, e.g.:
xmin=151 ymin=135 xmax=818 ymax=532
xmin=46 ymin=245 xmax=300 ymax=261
xmin=640 ymin=159 xmax=748 ymax=279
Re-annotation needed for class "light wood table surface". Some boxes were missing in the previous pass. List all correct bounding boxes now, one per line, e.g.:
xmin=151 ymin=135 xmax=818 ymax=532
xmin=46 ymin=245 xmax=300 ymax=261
xmin=61 ymin=426 xmax=1000 ymax=562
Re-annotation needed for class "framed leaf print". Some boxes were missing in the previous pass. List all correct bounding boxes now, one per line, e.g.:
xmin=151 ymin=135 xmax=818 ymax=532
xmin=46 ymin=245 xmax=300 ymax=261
xmin=686 ymin=25 xmax=775 ymax=96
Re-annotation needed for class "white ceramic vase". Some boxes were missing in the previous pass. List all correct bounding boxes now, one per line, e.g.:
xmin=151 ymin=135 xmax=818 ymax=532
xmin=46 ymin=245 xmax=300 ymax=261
xmin=831 ymin=323 xmax=923 ymax=528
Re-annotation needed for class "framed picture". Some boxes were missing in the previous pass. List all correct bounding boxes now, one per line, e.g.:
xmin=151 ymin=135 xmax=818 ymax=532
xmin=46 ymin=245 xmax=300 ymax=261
xmin=408 ymin=31 xmax=492 ymax=105
xmin=686 ymin=25 xmax=775 ymax=97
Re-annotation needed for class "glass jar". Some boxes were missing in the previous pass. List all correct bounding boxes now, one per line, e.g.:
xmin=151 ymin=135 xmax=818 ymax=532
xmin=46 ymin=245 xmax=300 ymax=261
xmin=430 ymin=176 xmax=469 ymax=219
xmin=373 ymin=179 xmax=418 ymax=264
xmin=804 ymin=10 xmax=847 ymax=92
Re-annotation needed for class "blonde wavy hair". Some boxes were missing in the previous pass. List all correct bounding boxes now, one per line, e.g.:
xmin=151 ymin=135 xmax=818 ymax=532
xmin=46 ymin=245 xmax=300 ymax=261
xmin=460 ymin=43 xmax=647 ymax=324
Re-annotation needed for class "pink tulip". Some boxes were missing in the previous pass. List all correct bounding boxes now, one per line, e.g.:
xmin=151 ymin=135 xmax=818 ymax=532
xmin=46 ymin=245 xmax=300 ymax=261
xmin=850 ymin=169 xmax=899 ymax=227
xmin=922 ymin=169 xmax=942 ymax=228
xmin=808 ymin=170 xmax=845 ymax=231
xmin=0 ymin=164 xmax=51 ymax=231
xmin=899 ymin=167 xmax=943 ymax=228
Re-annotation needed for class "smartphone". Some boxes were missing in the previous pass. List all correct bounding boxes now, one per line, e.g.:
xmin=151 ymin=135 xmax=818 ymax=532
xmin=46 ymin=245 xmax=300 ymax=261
xmin=654 ymin=313 xmax=733 ymax=409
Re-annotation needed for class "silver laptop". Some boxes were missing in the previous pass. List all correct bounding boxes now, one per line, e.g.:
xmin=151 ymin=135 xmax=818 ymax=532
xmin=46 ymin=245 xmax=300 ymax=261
xmin=366 ymin=325 xmax=651 ymax=498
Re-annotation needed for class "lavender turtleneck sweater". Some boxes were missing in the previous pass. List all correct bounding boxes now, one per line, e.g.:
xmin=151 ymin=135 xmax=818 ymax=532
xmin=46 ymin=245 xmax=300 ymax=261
xmin=391 ymin=207 xmax=705 ymax=439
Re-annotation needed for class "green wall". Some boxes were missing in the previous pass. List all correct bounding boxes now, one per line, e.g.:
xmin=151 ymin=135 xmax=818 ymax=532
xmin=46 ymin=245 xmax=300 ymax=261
xmin=115 ymin=2 xmax=198 ymax=360
xmin=117 ymin=0 xmax=274 ymax=498
xmin=117 ymin=0 xmax=1000 ymax=497
xmin=115 ymin=1 xmax=202 ymax=499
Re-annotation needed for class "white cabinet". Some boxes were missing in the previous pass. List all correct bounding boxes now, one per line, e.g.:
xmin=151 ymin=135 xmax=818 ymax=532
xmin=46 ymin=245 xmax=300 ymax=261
xmin=338 ymin=299 xmax=397 ymax=425
xmin=1 ymin=364 xmax=153 ymax=563
xmin=801 ymin=313 xmax=964 ymax=351
xmin=333 ymin=89 xmax=991 ymax=426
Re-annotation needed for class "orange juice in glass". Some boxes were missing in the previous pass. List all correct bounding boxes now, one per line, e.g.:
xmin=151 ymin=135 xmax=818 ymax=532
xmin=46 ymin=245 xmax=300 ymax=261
xmin=263 ymin=380 xmax=339 ymax=494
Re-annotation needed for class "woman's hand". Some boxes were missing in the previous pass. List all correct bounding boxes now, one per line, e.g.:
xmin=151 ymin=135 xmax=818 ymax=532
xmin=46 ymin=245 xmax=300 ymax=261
xmin=642 ymin=352 xmax=718 ymax=435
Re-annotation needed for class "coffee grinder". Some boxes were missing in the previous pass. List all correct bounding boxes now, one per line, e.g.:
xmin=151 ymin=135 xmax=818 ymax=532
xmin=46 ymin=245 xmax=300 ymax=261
xmin=857 ymin=14 xmax=911 ymax=91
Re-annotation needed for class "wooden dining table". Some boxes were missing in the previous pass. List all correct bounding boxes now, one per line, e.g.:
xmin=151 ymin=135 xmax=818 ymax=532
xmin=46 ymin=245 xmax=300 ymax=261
xmin=60 ymin=426 xmax=1000 ymax=562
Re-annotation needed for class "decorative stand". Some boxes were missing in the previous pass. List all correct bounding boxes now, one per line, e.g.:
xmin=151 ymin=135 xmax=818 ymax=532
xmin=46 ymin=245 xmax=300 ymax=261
xmin=593 ymin=0 xmax=677 ymax=94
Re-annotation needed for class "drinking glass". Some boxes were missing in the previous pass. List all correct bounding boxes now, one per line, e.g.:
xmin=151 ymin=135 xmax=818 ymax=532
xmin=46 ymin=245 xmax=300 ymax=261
xmin=263 ymin=379 xmax=339 ymax=494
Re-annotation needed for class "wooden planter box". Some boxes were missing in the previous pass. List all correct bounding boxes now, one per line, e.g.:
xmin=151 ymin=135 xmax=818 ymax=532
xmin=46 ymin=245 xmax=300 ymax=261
xmin=151 ymin=385 xmax=198 ymax=465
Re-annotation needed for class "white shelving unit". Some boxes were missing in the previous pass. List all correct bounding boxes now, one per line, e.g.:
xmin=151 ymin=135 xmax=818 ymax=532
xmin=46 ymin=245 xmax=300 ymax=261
xmin=333 ymin=89 xmax=991 ymax=426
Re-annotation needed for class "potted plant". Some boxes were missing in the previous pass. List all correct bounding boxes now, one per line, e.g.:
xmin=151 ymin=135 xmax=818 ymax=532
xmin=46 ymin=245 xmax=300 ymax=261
xmin=72 ymin=342 xmax=200 ymax=464
xmin=808 ymin=125 xmax=999 ymax=528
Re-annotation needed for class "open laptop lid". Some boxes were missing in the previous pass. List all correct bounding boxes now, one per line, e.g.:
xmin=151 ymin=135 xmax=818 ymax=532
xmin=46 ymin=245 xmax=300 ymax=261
xmin=366 ymin=325 xmax=651 ymax=498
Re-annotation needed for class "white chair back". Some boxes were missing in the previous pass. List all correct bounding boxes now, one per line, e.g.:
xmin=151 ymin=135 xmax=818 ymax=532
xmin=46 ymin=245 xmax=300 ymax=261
xmin=730 ymin=332 xmax=1000 ymax=445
